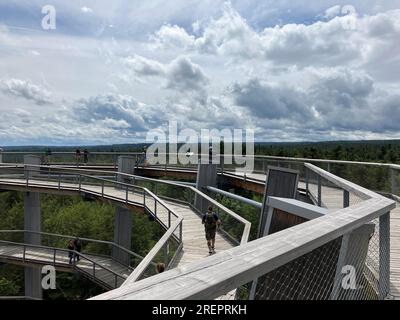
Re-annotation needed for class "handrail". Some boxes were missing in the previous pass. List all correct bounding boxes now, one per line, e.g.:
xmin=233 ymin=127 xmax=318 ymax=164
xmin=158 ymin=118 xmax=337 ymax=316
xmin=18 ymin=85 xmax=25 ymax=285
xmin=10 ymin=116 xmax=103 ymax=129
xmin=0 ymin=164 xmax=250 ymax=244
xmin=0 ymin=163 xmax=251 ymax=288
xmin=304 ymin=163 xmax=377 ymax=200
xmin=0 ymin=239 xmax=127 ymax=280
xmin=0 ymin=230 xmax=146 ymax=263
xmin=90 ymin=163 xmax=396 ymax=300
xmin=122 ymin=217 xmax=183 ymax=285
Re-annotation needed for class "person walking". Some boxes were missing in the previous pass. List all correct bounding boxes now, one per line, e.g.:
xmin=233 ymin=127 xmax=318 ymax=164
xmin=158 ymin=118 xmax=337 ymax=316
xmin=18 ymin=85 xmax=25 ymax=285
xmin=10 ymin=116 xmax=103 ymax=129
xmin=75 ymin=149 xmax=81 ymax=166
xmin=44 ymin=147 xmax=52 ymax=165
xmin=68 ymin=240 xmax=75 ymax=264
xmin=73 ymin=237 xmax=82 ymax=262
xmin=202 ymin=205 xmax=221 ymax=255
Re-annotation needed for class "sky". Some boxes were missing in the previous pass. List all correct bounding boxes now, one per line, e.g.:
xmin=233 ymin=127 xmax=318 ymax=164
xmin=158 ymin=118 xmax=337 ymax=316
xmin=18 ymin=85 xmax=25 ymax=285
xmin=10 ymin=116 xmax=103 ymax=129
xmin=0 ymin=0 xmax=399 ymax=145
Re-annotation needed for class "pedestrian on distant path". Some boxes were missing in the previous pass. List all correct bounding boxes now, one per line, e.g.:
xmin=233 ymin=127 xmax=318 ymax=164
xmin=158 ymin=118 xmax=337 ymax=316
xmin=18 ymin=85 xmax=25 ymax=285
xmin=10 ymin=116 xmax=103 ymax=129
xmin=83 ymin=149 xmax=89 ymax=165
xmin=44 ymin=147 xmax=52 ymax=165
xmin=156 ymin=262 xmax=165 ymax=273
xmin=68 ymin=240 xmax=75 ymax=264
xmin=75 ymin=149 xmax=81 ymax=166
xmin=202 ymin=205 xmax=221 ymax=255
xmin=73 ymin=237 xmax=82 ymax=262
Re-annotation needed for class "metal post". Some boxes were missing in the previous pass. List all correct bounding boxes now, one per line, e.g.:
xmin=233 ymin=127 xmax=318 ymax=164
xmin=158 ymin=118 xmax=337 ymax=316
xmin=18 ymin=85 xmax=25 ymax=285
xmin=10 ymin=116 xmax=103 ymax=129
xmin=168 ymin=210 xmax=171 ymax=228
xmin=163 ymin=242 xmax=169 ymax=265
xmin=390 ymin=168 xmax=398 ymax=196
xmin=78 ymin=175 xmax=81 ymax=191
xmin=343 ymin=190 xmax=350 ymax=208
xmin=58 ymin=174 xmax=61 ymax=190
xmin=317 ymin=175 xmax=322 ymax=207
xmin=101 ymin=180 xmax=104 ymax=197
xmin=379 ymin=212 xmax=390 ymax=299
xmin=126 ymin=185 xmax=128 ymax=203
xmin=327 ymin=162 xmax=331 ymax=173
xmin=179 ymin=221 xmax=183 ymax=242
xmin=305 ymin=168 xmax=309 ymax=195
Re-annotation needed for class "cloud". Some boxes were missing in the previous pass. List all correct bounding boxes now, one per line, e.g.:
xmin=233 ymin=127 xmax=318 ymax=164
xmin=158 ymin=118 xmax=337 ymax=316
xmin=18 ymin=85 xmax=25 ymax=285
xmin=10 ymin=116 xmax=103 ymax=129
xmin=73 ymin=94 xmax=148 ymax=131
xmin=323 ymin=5 xmax=342 ymax=19
xmin=123 ymin=54 xmax=165 ymax=77
xmin=0 ymin=78 xmax=52 ymax=105
xmin=165 ymin=56 xmax=209 ymax=91
xmin=150 ymin=24 xmax=195 ymax=49
xmin=231 ymin=78 xmax=311 ymax=121
xmin=81 ymin=7 xmax=93 ymax=13
xmin=150 ymin=4 xmax=400 ymax=75
xmin=123 ymin=55 xmax=209 ymax=92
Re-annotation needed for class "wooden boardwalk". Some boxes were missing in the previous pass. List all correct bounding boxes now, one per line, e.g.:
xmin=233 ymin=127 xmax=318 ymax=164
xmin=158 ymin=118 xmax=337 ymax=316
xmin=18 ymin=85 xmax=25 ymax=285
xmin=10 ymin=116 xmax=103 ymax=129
xmin=233 ymin=171 xmax=400 ymax=299
xmin=0 ymin=243 xmax=130 ymax=289
xmin=0 ymin=177 xmax=235 ymax=290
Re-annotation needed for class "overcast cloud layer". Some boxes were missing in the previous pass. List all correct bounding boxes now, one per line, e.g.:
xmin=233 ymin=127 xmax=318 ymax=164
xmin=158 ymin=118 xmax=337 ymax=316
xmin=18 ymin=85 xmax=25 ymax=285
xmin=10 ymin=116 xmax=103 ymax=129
xmin=0 ymin=0 xmax=399 ymax=145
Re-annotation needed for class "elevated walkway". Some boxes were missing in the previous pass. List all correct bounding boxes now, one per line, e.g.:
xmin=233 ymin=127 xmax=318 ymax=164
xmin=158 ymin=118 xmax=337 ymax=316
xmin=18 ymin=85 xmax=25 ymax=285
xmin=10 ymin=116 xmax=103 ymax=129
xmin=0 ymin=174 xmax=237 ymax=287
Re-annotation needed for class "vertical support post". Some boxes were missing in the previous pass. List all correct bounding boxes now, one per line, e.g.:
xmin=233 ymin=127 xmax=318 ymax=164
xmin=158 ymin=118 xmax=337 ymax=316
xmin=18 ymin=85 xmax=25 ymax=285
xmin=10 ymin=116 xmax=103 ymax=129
xmin=343 ymin=190 xmax=350 ymax=208
xmin=327 ymin=162 xmax=331 ymax=173
xmin=390 ymin=168 xmax=398 ymax=196
xmin=305 ymin=168 xmax=309 ymax=195
xmin=317 ymin=175 xmax=322 ymax=207
xmin=379 ymin=212 xmax=390 ymax=300
xmin=112 ymin=155 xmax=135 ymax=266
xmin=23 ymin=155 xmax=42 ymax=299
xmin=0 ymin=147 xmax=3 ymax=163
xmin=194 ymin=162 xmax=218 ymax=213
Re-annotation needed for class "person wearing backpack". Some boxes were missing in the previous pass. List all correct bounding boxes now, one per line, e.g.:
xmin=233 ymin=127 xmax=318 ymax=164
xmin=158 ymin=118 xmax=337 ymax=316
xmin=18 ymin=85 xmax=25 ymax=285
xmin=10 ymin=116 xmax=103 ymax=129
xmin=73 ymin=237 xmax=82 ymax=262
xmin=202 ymin=205 xmax=221 ymax=254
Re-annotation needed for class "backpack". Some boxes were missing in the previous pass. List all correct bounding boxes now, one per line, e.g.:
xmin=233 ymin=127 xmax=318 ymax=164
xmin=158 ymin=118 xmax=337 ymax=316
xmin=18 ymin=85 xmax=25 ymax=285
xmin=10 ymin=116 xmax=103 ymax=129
xmin=204 ymin=213 xmax=218 ymax=230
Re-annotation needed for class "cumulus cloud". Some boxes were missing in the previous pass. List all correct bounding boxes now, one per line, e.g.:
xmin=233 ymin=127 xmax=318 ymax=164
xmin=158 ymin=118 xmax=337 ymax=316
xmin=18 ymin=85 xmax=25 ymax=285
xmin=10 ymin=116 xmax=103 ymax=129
xmin=0 ymin=79 xmax=52 ymax=105
xmin=73 ymin=94 xmax=148 ymax=131
xmin=231 ymin=78 xmax=311 ymax=121
xmin=123 ymin=55 xmax=209 ymax=92
xmin=150 ymin=4 xmax=400 ymax=73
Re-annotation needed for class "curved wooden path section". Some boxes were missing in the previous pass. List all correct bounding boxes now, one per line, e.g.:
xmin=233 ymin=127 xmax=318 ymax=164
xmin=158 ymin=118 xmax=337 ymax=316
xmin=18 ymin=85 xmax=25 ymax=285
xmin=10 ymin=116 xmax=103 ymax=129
xmin=0 ymin=177 xmax=235 ymax=287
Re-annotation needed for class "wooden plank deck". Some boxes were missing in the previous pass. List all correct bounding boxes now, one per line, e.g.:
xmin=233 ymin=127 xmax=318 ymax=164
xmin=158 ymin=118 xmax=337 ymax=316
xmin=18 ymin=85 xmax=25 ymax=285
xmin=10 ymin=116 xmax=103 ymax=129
xmin=0 ymin=177 xmax=236 ymax=296
xmin=232 ymin=171 xmax=400 ymax=300
xmin=0 ymin=243 xmax=130 ymax=288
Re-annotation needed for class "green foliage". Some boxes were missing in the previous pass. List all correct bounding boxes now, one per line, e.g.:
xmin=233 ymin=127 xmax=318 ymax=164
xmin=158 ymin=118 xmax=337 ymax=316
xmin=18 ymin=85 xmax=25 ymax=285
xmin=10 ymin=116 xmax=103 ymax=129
xmin=0 ymin=265 xmax=23 ymax=296
xmin=0 ymin=191 xmax=164 ymax=299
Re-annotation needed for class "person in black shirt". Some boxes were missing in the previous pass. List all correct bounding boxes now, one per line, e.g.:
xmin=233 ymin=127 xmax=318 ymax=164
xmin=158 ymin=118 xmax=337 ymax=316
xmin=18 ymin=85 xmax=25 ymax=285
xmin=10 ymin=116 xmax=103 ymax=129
xmin=202 ymin=206 xmax=221 ymax=254
xmin=73 ymin=237 xmax=82 ymax=262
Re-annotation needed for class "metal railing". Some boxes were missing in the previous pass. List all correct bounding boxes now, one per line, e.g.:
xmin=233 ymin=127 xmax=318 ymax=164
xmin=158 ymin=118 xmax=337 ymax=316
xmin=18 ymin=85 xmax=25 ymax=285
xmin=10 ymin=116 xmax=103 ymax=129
xmin=0 ymin=230 xmax=146 ymax=269
xmin=0 ymin=239 xmax=126 ymax=289
xmin=89 ymin=162 xmax=395 ymax=300
xmin=0 ymin=165 xmax=185 ymax=286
